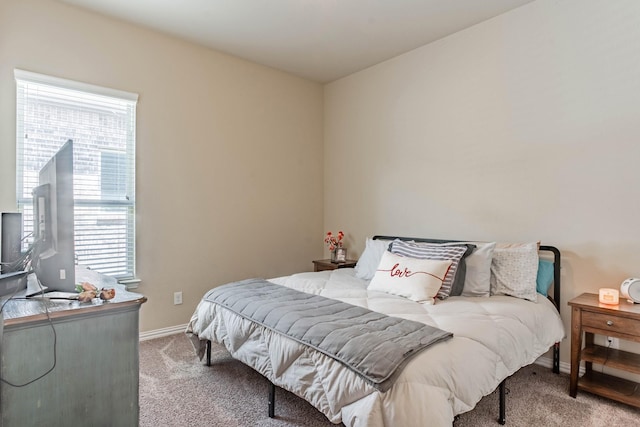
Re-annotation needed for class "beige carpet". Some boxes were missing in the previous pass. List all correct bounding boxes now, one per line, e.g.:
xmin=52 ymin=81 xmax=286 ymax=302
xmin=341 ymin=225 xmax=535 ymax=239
xmin=139 ymin=334 xmax=640 ymax=426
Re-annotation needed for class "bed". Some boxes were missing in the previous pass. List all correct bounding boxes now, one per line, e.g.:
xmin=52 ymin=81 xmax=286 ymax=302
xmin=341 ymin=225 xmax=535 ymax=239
xmin=186 ymin=236 xmax=565 ymax=426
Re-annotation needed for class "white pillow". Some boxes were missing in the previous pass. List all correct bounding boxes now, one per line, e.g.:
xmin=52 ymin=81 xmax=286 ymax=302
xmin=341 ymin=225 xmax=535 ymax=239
xmin=354 ymin=238 xmax=391 ymax=280
xmin=461 ymin=242 xmax=496 ymax=297
xmin=389 ymin=240 xmax=470 ymax=299
xmin=368 ymin=251 xmax=452 ymax=304
xmin=433 ymin=241 xmax=496 ymax=297
xmin=490 ymin=242 xmax=539 ymax=302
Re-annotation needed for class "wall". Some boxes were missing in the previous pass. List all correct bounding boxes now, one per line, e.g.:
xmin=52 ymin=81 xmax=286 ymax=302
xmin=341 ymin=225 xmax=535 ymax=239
xmin=324 ymin=0 xmax=640 ymax=365
xmin=0 ymin=0 xmax=324 ymax=332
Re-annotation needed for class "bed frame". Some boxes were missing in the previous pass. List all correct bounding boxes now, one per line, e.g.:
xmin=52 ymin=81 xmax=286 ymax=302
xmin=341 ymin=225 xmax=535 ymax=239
xmin=373 ymin=236 xmax=562 ymax=425
xmin=205 ymin=236 xmax=562 ymax=425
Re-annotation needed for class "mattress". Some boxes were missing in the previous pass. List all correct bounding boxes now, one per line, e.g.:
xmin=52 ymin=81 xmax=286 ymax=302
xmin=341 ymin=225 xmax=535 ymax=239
xmin=187 ymin=268 xmax=565 ymax=426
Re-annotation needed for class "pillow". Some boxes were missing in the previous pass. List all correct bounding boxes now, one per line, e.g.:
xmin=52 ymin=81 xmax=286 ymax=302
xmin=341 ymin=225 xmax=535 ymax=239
xmin=536 ymin=259 xmax=555 ymax=295
xmin=490 ymin=242 xmax=539 ymax=302
xmin=368 ymin=251 xmax=452 ymax=304
xmin=354 ymin=238 xmax=391 ymax=280
xmin=389 ymin=240 xmax=473 ymax=299
xmin=443 ymin=242 xmax=496 ymax=297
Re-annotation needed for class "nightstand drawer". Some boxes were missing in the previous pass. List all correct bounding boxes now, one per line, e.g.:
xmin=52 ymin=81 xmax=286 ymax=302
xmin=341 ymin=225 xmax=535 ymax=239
xmin=582 ymin=311 xmax=640 ymax=336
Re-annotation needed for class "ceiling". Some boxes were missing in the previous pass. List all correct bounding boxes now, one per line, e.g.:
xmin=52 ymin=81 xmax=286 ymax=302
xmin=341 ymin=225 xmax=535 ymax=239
xmin=58 ymin=0 xmax=535 ymax=83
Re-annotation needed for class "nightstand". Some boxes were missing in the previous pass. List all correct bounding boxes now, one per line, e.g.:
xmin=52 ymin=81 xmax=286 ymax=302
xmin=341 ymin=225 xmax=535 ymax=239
xmin=313 ymin=259 xmax=357 ymax=272
xmin=568 ymin=293 xmax=640 ymax=407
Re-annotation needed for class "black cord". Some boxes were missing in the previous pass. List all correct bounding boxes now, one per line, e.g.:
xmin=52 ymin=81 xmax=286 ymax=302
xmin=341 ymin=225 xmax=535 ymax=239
xmin=601 ymin=340 xmax=639 ymax=397
xmin=0 ymin=275 xmax=58 ymax=387
xmin=625 ymin=384 xmax=639 ymax=397
xmin=600 ymin=339 xmax=612 ymax=374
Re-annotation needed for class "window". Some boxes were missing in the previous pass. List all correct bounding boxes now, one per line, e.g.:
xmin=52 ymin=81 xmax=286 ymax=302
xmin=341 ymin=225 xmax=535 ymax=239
xmin=15 ymin=70 xmax=138 ymax=281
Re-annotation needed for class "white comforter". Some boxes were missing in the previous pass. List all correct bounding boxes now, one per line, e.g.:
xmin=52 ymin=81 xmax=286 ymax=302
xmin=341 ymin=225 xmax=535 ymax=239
xmin=187 ymin=268 xmax=565 ymax=426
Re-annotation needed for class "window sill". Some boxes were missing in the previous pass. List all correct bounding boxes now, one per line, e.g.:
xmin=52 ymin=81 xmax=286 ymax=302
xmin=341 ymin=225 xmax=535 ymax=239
xmin=118 ymin=277 xmax=141 ymax=291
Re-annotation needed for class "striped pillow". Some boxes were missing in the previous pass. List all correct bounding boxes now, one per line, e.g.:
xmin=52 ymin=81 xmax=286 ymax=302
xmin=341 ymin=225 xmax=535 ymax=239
xmin=389 ymin=240 xmax=472 ymax=299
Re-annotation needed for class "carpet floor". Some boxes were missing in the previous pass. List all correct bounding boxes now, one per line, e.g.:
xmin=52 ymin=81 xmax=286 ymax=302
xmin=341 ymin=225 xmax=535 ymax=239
xmin=139 ymin=334 xmax=640 ymax=426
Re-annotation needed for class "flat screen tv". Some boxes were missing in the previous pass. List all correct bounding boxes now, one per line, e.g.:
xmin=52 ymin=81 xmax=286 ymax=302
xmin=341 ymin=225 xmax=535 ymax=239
xmin=32 ymin=140 xmax=76 ymax=292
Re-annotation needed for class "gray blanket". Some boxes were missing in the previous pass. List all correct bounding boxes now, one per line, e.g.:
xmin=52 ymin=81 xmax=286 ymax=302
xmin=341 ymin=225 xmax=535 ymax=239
xmin=204 ymin=278 xmax=453 ymax=392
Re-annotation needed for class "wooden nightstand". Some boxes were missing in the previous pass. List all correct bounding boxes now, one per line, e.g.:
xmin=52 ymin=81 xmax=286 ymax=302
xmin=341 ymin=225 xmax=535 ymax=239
xmin=313 ymin=259 xmax=357 ymax=272
xmin=568 ymin=293 xmax=640 ymax=407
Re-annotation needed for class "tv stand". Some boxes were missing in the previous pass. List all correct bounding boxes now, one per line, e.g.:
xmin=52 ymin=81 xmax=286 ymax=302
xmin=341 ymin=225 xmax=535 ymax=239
xmin=0 ymin=268 xmax=146 ymax=426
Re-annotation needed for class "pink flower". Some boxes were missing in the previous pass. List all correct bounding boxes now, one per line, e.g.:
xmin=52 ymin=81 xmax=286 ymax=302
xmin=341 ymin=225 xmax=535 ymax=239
xmin=324 ymin=230 xmax=345 ymax=249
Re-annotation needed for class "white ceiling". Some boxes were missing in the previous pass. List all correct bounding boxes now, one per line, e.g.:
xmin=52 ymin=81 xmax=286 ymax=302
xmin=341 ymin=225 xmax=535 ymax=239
xmin=58 ymin=0 xmax=535 ymax=83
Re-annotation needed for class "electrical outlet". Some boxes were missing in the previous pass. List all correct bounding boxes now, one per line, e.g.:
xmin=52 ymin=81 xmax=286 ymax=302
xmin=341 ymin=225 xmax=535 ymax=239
xmin=174 ymin=291 xmax=183 ymax=305
xmin=607 ymin=336 xmax=619 ymax=349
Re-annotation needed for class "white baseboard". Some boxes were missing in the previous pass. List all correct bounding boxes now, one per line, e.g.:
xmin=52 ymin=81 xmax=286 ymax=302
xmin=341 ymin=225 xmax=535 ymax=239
xmin=534 ymin=355 xmax=581 ymax=375
xmin=139 ymin=323 xmax=188 ymax=341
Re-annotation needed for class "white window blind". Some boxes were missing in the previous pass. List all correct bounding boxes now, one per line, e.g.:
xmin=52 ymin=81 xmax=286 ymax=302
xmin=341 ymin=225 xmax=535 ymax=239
xmin=15 ymin=70 xmax=138 ymax=280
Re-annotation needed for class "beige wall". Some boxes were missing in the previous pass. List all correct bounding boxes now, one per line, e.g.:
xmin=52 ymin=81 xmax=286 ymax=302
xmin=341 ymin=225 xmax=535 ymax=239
xmin=324 ymin=0 xmax=640 ymax=365
xmin=0 ymin=0 xmax=324 ymax=332
xmin=3 ymin=0 xmax=639 ymax=367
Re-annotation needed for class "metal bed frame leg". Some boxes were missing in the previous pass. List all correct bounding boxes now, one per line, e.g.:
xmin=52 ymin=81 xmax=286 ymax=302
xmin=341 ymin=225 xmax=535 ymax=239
xmin=495 ymin=342 xmax=557 ymax=426
xmin=498 ymin=379 xmax=506 ymax=425
xmin=205 ymin=340 xmax=276 ymax=418
xmin=553 ymin=342 xmax=560 ymax=374
xmin=268 ymin=382 xmax=275 ymax=418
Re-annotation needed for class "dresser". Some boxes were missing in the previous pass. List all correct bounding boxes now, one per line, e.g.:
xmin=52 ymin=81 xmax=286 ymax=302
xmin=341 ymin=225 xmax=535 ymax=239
xmin=0 ymin=269 xmax=146 ymax=426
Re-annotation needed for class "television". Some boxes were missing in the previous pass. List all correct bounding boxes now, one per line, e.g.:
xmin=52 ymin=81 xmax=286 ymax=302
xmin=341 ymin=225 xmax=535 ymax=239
xmin=32 ymin=140 xmax=76 ymax=292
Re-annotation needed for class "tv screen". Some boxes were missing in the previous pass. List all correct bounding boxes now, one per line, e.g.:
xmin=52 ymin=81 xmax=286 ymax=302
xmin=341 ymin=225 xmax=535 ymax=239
xmin=32 ymin=140 xmax=76 ymax=292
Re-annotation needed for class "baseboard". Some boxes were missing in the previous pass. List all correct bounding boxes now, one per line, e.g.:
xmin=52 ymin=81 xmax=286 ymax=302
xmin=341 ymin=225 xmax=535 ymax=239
xmin=139 ymin=323 xmax=188 ymax=341
xmin=534 ymin=355 xmax=582 ymax=376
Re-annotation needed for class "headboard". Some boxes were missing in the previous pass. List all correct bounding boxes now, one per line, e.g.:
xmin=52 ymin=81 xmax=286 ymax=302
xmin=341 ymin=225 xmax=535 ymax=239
xmin=372 ymin=236 xmax=561 ymax=311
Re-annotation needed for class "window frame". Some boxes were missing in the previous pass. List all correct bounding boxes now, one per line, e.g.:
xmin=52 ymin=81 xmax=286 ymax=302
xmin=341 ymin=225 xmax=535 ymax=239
xmin=14 ymin=69 xmax=139 ymax=285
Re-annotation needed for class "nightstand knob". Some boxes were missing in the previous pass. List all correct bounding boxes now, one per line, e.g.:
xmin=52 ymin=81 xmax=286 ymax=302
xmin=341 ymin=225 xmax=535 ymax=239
xmin=606 ymin=320 xmax=614 ymax=326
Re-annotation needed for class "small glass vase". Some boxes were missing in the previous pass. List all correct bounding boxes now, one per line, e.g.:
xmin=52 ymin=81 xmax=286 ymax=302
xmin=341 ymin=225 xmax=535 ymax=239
xmin=331 ymin=247 xmax=347 ymax=264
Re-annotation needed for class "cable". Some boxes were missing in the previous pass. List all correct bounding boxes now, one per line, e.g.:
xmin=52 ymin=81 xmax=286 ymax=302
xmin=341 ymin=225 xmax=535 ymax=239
xmin=0 ymin=232 xmax=35 ymax=273
xmin=0 ymin=274 xmax=58 ymax=388
xmin=624 ymin=383 xmax=639 ymax=397
xmin=598 ymin=339 xmax=612 ymax=374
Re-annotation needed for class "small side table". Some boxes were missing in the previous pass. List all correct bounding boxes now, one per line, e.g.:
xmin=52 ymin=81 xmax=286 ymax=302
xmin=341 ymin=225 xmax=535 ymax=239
xmin=568 ymin=292 xmax=640 ymax=407
xmin=313 ymin=259 xmax=357 ymax=272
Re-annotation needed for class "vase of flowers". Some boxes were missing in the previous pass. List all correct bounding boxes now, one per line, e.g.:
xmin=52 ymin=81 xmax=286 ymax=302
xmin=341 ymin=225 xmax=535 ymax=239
xmin=325 ymin=231 xmax=347 ymax=263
